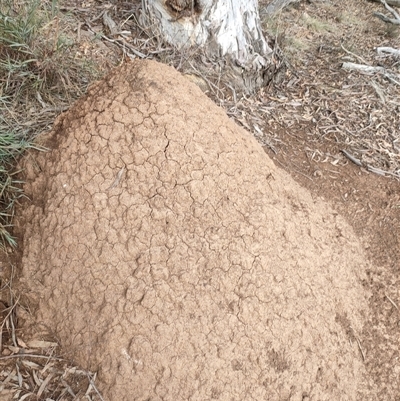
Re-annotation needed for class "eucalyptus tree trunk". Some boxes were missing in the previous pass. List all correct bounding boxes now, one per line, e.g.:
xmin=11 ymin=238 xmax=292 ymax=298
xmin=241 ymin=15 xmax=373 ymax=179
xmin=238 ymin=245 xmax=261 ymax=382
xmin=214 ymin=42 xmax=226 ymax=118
xmin=140 ymin=0 xmax=277 ymax=93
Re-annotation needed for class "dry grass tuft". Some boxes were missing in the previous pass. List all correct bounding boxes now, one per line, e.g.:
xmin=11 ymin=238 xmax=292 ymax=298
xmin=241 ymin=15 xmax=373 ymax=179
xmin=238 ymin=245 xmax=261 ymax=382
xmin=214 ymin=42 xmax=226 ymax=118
xmin=0 ymin=0 xmax=100 ymax=249
xmin=0 ymin=1 xmax=105 ymax=399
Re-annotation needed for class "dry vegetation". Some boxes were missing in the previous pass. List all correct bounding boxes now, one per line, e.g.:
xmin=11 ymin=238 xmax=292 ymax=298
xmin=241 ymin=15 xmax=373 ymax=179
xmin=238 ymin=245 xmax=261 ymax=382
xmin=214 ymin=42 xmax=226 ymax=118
xmin=0 ymin=1 xmax=104 ymax=399
xmin=0 ymin=0 xmax=100 ymax=248
xmin=259 ymin=0 xmax=400 ymax=178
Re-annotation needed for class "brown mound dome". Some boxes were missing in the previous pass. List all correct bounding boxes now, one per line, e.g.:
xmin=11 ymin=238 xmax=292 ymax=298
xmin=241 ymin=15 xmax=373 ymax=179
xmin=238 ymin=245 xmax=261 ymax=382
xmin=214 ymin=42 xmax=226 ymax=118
xmin=19 ymin=60 xmax=374 ymax=400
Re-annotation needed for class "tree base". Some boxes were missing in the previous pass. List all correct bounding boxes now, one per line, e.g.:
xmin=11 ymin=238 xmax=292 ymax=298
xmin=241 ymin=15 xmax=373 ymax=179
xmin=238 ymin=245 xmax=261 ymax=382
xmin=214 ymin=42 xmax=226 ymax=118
xmin=140 ymin=0 xmax=281 ymax=94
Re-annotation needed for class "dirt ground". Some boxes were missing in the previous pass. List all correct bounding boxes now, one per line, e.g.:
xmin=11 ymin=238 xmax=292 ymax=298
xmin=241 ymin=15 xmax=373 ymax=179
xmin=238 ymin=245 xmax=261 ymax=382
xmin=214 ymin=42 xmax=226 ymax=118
xmin=259 ymin=2 xmax=400 ymax=399
xmin=0 ymin=0 xmax=399 ymax=399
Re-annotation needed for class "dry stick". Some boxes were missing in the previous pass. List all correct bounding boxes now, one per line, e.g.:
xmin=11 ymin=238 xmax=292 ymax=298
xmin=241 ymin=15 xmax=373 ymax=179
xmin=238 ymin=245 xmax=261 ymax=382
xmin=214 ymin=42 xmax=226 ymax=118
xmin=381 ymin=0 xmax=400 ymax=20
xmin=370 ymin=80 xmax=386 ymax=104
xmin=85 ymin=372 xmax=105 ymax=401
xmin=385 ymin=294 xmax=399 ymax=310
xmin=373 ymin=0 xmax=400 ymax=24
xmin=377 ymin=47 xmax=400 ymax=57
xmin=341 ymin=44 xmax=368 ymax=65
xmin=355 ymin=336 xmax=366 ymax=361
xmin=0 ymin=300 xmax=18 ymax=351
xmin=374 ymin=12 xmax=400 ymax=24
xmin=369 ymin=0 xmax=400 ymax=6
xmin=84 ymin=20 xmax=148 ymax=59
xmin=342 ymin=62 xmax=400 ymax=86
xmin=9 ymin=297 xmax=18 ymax=349
xmin=341 ymin=150 xmax=363 ymax=167
xmin=342 ymin=62 xmax=385 ymax=74
xmin=342 ymin=150 xmax=400 ymax=178
xmin=0 ymin=353 xmax=64 ymax=361
xmin=367 ymin=165 xmax=400 ymax=178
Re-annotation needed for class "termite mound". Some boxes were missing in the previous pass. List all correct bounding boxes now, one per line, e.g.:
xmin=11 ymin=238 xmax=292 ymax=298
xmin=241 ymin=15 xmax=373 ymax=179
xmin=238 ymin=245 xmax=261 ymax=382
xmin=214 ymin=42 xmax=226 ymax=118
xmin=19 ymin=60 xmax=374 ymax=400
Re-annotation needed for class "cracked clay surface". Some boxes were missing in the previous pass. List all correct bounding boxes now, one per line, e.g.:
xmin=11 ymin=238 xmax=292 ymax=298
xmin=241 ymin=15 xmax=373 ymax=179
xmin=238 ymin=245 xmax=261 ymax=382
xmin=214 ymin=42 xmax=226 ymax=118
xmin=20 ymin=60 xmax=374 ymax=400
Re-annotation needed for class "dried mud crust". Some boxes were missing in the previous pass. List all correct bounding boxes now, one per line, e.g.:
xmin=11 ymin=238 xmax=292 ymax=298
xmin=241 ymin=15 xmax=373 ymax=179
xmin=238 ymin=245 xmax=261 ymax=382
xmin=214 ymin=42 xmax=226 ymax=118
xmin=19 ymin=60 xmax=374 ymax=400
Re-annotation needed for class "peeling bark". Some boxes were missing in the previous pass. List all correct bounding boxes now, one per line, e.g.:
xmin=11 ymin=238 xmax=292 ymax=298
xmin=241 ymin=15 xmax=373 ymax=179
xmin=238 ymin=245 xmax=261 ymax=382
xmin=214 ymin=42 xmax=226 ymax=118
xmin=140 ymin=0 xmax=278 ymax=93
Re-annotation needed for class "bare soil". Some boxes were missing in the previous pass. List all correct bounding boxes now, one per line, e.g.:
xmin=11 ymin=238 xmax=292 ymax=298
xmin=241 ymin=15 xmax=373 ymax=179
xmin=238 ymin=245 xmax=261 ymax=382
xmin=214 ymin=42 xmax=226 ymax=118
xmin=259 ymin=2 xmax=400 ymax=399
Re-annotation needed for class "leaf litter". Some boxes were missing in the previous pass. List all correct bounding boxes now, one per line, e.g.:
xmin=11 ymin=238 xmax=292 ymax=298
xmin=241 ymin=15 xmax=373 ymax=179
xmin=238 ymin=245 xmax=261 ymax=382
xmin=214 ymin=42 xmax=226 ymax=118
xmin=0 ymin=261 xmax=103 ymax=400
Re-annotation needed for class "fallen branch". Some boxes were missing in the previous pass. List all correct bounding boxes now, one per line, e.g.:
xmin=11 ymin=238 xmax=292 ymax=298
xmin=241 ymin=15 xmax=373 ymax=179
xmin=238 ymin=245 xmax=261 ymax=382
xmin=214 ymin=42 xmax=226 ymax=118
xmin=342 ymin=62 xmax=400 ymax=85
xmin=341 ymin=150 xmax=362 ymax=167
xmin=341 ymin=150 xmax=400 ymax=178
xmin=374 ymin=12 xmax=400 ymax=24
xmin=341 ymin=44 xmax=368 ymax=64
xmin=380 ymin=0 xmax=400 ymax=19
xmin=376 ymin=46 xmax=400 ymax=57
xmin=342 ymin=62 xmax=385 ymax=74
xmin=373 ymin=0 xmax=400 ymax=24
xmin=368 ymin=0 xmax=400 ymax=6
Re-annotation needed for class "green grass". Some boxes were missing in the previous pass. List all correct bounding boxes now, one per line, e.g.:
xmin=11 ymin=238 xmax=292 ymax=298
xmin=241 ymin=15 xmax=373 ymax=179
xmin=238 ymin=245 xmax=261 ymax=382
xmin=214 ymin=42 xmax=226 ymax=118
xmin=0 ymin=121 xmax=31 ymax=248
xmin=0 ymin=0 xmax=100 ymax=249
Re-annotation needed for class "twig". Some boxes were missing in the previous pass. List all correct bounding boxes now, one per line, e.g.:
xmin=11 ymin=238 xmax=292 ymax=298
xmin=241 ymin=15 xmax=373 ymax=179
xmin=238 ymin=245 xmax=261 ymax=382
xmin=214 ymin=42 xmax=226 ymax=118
xmin=0 ymin=353 xmax=64 ymax=361
xmin=341 ymin=150 xmax=363 ymax=167
xmin=374 ymin=0 xmax=400 ymax=24
xmin=341 ymin=44 xmax=368 ymax=64
xmin=385 ymin=294 xmax=399 ymax=310
xmin=84 ymin=21 xmax=148 ymax=59
xmin=369 ymin=0 xmax=400 ymax=6
xmin=342 ymin=62 xmax=385 ymax=74
xmin=367 ymin=165 xmax=400 ymax=178
xmin=341 ymin=150 xmax=400 ymax=178
xmin=86 ymin=372 xmax=105 ymax=401
xmin=370 ymin=80 xmax=386 ymax=103
xmin=355 ymin=336 xmax=366 ymax=361
xmin=0 ymin=297 xmax=19 ymax=351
